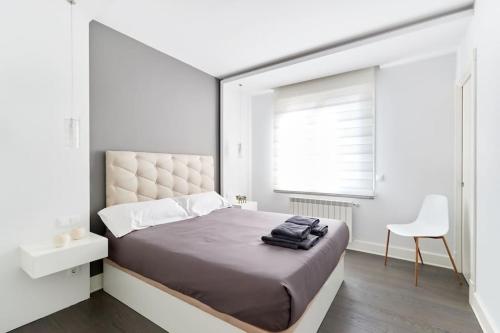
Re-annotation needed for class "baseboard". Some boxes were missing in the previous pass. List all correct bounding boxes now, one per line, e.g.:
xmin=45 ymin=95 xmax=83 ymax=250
xmin=470 ymin=291 xmax=499 ymax=333
xmin=347 ymin=240 xmax=453 ymax=269
xmin=90 ymin=273 xmax=103 ymax=293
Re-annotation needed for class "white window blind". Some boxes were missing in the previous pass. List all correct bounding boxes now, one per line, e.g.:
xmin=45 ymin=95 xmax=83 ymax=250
xmin=273 ymin=68 xmax=375 ymax=197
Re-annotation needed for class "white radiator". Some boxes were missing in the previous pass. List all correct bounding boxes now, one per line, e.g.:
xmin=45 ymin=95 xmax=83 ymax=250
xmin=289 ymin=197 xmax=355 ymax=242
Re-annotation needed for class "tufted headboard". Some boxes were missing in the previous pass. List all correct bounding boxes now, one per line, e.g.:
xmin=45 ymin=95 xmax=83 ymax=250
xmin=106 ymin=151 xmax=215 ymax=207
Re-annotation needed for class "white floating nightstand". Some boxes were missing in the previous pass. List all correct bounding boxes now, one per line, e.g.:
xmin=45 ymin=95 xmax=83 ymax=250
xmin=20 ymin=232 xmax=108 ymax=279
xmin=232 ymin=201 xmax=258 ymax=211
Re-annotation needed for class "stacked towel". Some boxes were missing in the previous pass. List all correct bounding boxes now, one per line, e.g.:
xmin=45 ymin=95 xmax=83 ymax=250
xmin=285 ymin=216 xmax=319 ymax=227
xmin=311 ymin=224 xmax=328 ymax=237
xmin=261 ymin=234 xmax=320 ymax=250
xmin=262 ymin=215 xmax=328 ymax=250
xmin=271 ymin=223 xmax=310 ymax=241
xmin=286 ymin=216 xmax=328 ymax=237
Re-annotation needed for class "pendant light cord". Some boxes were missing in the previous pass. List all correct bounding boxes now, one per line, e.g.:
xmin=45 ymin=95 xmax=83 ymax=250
xmin=69 ymin=0 xmax=75 ymax=119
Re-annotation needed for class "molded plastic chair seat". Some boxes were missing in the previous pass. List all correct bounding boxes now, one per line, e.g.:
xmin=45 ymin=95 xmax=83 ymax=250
xmin=384 ymin=194 xmax=461 ymax=286
xmin=387 ymin=194 xmax=449 ymax=238
xmin=387 ymin=220 xmax=448 ymax=238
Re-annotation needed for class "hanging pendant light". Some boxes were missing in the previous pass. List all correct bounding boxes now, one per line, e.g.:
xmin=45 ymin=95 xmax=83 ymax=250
xmin=64 ymin=0 xmax=79 ymax=149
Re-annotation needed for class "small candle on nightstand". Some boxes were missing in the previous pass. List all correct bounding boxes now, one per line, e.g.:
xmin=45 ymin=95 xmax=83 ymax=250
xmin=70 ymin=227 xmax=87 ymax=240
xmin=53 ymin=233 xmax=71 ymax=248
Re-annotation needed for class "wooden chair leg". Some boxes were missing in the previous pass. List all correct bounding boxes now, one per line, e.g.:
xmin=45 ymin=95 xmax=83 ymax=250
xmin=414 ymin=237 xmax=424 ymax=264
xmin=441 ymin=237 xmax=463 ymax=285
xmin=384 ymin=230 xmax=390 ymax=266
xmin=415 ymin=237 xmax=420 ymax=286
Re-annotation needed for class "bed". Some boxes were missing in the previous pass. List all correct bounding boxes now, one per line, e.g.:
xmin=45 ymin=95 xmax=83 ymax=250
xmin=102 ymin=151 xmax=349 ymax=333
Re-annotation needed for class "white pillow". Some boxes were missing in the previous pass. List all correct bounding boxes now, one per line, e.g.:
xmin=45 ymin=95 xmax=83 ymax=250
xmin=98 ymin=198 xmax=189 ymax=238
xmin=173 ymin=191 xmax=231 ymax=217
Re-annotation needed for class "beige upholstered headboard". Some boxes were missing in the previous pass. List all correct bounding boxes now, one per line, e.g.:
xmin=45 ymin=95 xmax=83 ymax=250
xmin=106 ymin=151 xmax=215 ymax=207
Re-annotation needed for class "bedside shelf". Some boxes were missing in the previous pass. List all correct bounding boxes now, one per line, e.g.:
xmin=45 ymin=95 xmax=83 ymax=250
xmin=232 ymin=201 xmax=258 ymax=211
xmin=20 ymin=232 xmax=108 ymax=279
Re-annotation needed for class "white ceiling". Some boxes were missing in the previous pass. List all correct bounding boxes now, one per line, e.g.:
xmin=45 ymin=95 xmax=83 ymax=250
xmin=223 ymin=11 xmax=472 ymax=92
xmin=95 ymin=0 xmax=473 ymax=78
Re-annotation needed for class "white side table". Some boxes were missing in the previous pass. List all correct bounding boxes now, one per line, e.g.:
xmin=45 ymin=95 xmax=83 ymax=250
xmin=232 ymin=201 xmax=258 ymax=211
xmin=20 ymin=232 xmax=108 ymax=279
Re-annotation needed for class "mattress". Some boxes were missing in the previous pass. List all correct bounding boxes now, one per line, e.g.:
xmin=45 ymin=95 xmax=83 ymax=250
xmin=106 ymin=208 xmax=349 ymax=331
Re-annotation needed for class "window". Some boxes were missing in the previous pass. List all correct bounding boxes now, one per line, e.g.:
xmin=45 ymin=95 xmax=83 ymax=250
xmin=273 ymin=68 xmax=375 ymax=197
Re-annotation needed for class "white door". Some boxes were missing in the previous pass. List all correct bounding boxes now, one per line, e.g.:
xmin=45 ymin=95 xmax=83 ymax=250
xmin=461 ymin=76 xmax=474 ymax=284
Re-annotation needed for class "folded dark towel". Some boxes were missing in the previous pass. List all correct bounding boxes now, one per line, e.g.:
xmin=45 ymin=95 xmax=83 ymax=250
xmin=311 ymin=224 xmax=328 ymax=237
xmin=261 ymin=235 xmax=299 ymax=249
xmin=261 ymin=234 xmax=320 ymax=250
xmin=271 ymin=223 xmax=311 ymax=241
xmin=286 ymin=215 xmax=320 ymax=228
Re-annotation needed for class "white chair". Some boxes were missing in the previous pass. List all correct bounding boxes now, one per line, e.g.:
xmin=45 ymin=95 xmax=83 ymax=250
xmin=384 ymin=194 xmax=461 ymax=286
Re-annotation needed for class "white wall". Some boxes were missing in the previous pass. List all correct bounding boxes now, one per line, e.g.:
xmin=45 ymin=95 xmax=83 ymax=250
xmin=0 ymin=1 xmax=98 ymax=331
xmin=457 ymin=0 xmax=500 ymax=331
xmin=250 ymin=93 xmax=290 ymax=212
xmin=251 ymin=54 xmax=458 ymax=266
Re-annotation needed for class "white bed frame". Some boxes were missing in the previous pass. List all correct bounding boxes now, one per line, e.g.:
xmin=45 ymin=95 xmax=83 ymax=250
xmin=102 ymin=151 xmax=344 ymax=333
xmin=104 ymin=257 xmax=343 ymax=333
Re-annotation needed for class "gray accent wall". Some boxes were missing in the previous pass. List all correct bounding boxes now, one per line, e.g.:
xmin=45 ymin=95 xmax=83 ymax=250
xmin=90 ymin=21 xmax=219 ymax=275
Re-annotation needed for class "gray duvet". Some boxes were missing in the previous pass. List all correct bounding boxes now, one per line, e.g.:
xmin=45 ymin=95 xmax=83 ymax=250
xmin=107 ymin=208 xmax=349 ymax=331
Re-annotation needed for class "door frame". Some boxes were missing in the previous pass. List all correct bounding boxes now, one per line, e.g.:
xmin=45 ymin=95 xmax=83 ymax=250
xmin=454 ymin=49 xmax=477 ymax=290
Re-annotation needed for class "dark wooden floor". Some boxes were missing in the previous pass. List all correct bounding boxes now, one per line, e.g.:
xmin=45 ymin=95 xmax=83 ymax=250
xmin=319 ymin=251 xmax=481 ymax=333
xmin=12 ymin=251 xmax=482 ymax=333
